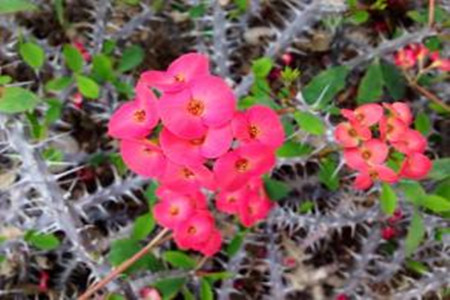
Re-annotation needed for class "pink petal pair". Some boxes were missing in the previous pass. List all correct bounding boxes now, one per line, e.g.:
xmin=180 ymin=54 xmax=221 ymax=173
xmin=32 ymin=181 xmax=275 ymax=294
xmin=354 ymin=164 xmax=398 ymax=190
xmin=344 ymin=139 xmax=388 ymax=172
xmin=159 ymin=161 xmax=216 ymax=191
xmin=334 ymin=122 xmax=371 ymax=148
xmin=341 ymin=104 xmax=383 ymax=127
xmin=120 ymin=139 xmax=166 ymax=178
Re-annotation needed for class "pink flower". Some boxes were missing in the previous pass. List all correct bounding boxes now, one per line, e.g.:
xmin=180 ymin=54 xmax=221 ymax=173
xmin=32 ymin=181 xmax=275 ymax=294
xmin=214 ymin=143 xmax=275 ymax=191
xmin=379 ymin=116 xmax=408 ymax=142
xmin=154 ymin=196 xmax=194 ymax=229
xmin=394 ymin=47 xmax=416 ymax=69
xmin=174 ymin=211 xmax=215 ymax=249
xmin=140 ymin=287 xmax=162 ymax=300
xmin=159 ymin=125 xmax=232 ymax=166
xmin=159 ymin=161 xmax=216 ymax=191
xmin=399 ymin=153 xmax=432 ymax=180
xmin=73 ymin=40 xmax=91 ymax=62
xmin=238 ymin=190 xmax=272 ymax=227
xmin=156 ymin=185 xmax=207 ymax=210
xmin=216 ymin=185 xmax=249 ymax=214
xmin=430 ymin=51 xmax=450 ymax=71
xmin=341 ymin=104 xmax=383 ymax=127
xmin=353 ymin=164 xmax=398 ymax=190
xmin=334 ymin=122 xmax=371 ymax=148
xmin=120 ymin=139 xmax=167 ymax=178
xmin=344 ymin=139 xmax=389 ymax=171
xmin=193 ymin=229 xmax=222 ymax=256
xmin=108 ymin=84 xmax=159 ymax=139
xmin=381 ymin=227 xmax=396 ymax=240
xmin=139 ymin=53 xmax=210 ymax=93
xmin=383 ymin=102 xmax=413 ymax=126
xmin=232 ymin=105 xmax=284 ymax=149
xmin=158 ymin=76 xmax=236 ymax=139
xmin=391 ymin=129 xmax=427 ymax=154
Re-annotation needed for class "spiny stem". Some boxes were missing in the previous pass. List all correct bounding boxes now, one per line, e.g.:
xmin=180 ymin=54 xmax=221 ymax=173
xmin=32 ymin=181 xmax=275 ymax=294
xmin=428 ymin=0 xmax=435 ymax=28
xmin=410 ymin=81 xmax=450 ymax=112
xmin=78 ymin=228 xmax=171 ymax=300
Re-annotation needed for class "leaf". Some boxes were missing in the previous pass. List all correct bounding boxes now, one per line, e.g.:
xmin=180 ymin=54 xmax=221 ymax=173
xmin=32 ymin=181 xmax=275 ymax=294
xmin=163 ymin=251 xmax=196 ymax=269
xmin=276 ymin=141 xmax=313 ymax=157
xmin=421 ymin=195 xmax=450 ymax=213
xmin=63 ymin=44 xmax=83 ymax=73
xmin=201 ymin=271 xmax=233 ymax=281
xmin=348 ymin=10 xmax=369 ymax=24
xmin=0 ymin=87 xmax=40 ymax=114
xmin=54 ymin=0 xmax=65 ymax=26
xmin=357 ymin=60 xmax=383 ymax=104
xmin=318 ymin=158 xmax=339 ymax=191
xmin=427 ymin=158 xmax=450 ymax=181
xmin=153 ymin=277 xmax=186 ymax=300
xmin=42 ymin=147 xmax=63 ymax=162
xmin=252 ymin=57 xmax=273 ymax=78
xmin=380 ymin=183 xmax=398 ymax=215
xmin=45 ymin=76 xmax=72 ymax=92
xmin=293 ymin=111 xmax=325 ymax=135
xmin=303 ymin=66 xmax=349 ymax=108
xmin=263 ymin=177 xmax=290 ymax=201
xmin=405 ymin=211 xmax=425 ymax=256
xmin=44 ymin=98 xmax=62 ymax=124
xmin=434 ymin=178 xmax=450 ymax=200
xmin=145 ymin=182 xmax=159 ymax=207
xmin=380 ymin=62 xmax=406 ymax=100
xmin=189 ymin=3 xmax=205 ymax=18
xmin=399 ymin=180 xmax=426 ymax=206
xmin=226 ymin=232 xmax=245 ymax=257
xmin=76 ymin=75 xmax=100 ymax=99
xmin=132 ymin=213 xmax=155 ymax=241
xmin=109 ymin=238 xmax=162 ymax=274
xmin=0 ymin=75 xmax=12 ymax=85
xmin=405 ymin=259 xmax=429 ymax=275
xmin=299 ymin=201 xmax=314 ymax=214
xmin=25 ymin=231 xmax=60 ymax=250
xmin=0 ymin=0 xmax=36 ymax=14
xmin=118 ymin=45 xmax=144 ymax=72
xmin=19 ymin=42 xmax=45 ymax=70
xmin=92 ymin=54 xmax=114 ymax=82
xmin=200 ymin=278 xmax=214 ymax=300
xmin=414 ymin=112 xmax=431 ymax=135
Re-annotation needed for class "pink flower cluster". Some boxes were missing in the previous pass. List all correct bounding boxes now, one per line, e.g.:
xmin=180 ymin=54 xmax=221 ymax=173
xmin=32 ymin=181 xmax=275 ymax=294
xmin=394 ymin=43 xmax=450 ymax=71
xmin=335 ymin=103 xmax=432 ymax=190
xmin=107 ymin=53 xmax=284 ymax=256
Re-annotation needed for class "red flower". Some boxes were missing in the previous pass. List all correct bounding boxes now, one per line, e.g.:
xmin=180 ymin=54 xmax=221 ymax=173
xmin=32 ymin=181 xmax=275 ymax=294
xmin=344 ymin=139 xmax=389 ymax=171
xmin=341 ymin=104 xmax=383 ymax=127
xmin=334 ymin=122 xmax=371 ymax=148
xmin=381 ymin=227 xmax=396 ymax=240
xmin=174 ymin=211 xmax=215 ymax=249
xmin=379 ymin=116 xmax=408 ymax=142
xmin=394 ymin=47 xmax=416 ymax=69
xmin=238 ymin=189 xmax=272 ymax=227
xmin=153 ymin=195 xmax=194 ymax=230
xmin=193 ymin=229 xmax=222 ymax=257
xmin=391 ymin=129 xmax=427 ymax=154
xmin=399 ymin=153 xmax=432 ymax=180
xmin=383 ymin=102 xmax=413 ymax=126
xmin=353 ymin=165 xmax=398 ymax=190
xmin=159 ymin=161 xmax=216 ymax=192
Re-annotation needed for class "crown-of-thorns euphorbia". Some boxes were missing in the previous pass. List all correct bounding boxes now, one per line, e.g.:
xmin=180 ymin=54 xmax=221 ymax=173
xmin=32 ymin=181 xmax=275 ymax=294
xmin=335 ymin=102 xmax=431 ymax=190
xmin=108 ymin=53 xmax=284 ymax=256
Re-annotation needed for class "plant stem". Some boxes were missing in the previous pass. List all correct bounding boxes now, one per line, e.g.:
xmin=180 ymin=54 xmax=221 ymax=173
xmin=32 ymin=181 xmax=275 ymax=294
xmin=410 ymin=81 xmax=450 ymax=112
xmin=78 ymin=228 xmax=170 ymax=300
xmin=428 ymin=0 xmax=435 ymax=28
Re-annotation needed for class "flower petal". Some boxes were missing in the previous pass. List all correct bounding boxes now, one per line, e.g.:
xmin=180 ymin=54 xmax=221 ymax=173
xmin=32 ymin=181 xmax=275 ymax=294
xmin=399 ymin=153 xmax=432 ymax=180
xmin=168 ymin=53 xmax=210 ymax=83
xmin=160 ymin=127 xmax=205 ymax=166
xmin=201 ymin=124 xmax=233 ymax=159
xmin=120 ymin=139 xmax=166 ymax=178
xmin=353 ymin=172 xmax=373 ymax=190
xmin=365 ymin=139 xmax=389 ymax=164
xmin=355 ymin=104 xmax=383 ymax=127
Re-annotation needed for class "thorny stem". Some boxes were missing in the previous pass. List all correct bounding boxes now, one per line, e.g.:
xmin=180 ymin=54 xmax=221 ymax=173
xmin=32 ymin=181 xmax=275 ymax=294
xmin=428 ymin=0 xmax=435 ymax=28
xmin=409 ymin=81 xmax=450 ymax=112
xmin=78 ymin=228 xmax=171 ymax=300
xmin=195 ymin=256 xmax=209 ymax=271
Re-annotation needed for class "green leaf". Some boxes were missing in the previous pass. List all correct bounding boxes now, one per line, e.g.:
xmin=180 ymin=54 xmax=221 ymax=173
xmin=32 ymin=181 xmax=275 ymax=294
xmin=26 ymin=111 xmax=44 ymax=139
xmin=405 ymin=259 xmax=429 ymax=275
xmin=163 ymin=251 xmax=196 ymax=269
xmin=19 ymin=42 xmax=45 ymax=70
xmin=421 ymin=195 xmax=450 ymax=213
xmin=182 ymin=288 xmax=196 ymax=300
xmin=299 ymin=201 xmax=314 ymax=214
xmin=380 ymin=183 xmax=398 ymax=215
xmin=45 ymin=76 xmax=72 ymax=92
xmin=42 ymin=147 xmax=63 ymax=162
xmin=380 ymin=62 xmax=406 ymax=100
xmin=63 ymin=44 xmax=83 ymax=73
xmin=303 ymin=66 xmax=349 ymax=108
xmin=264 ymin=177 xmax=290 ymax=201
xmin=118 ymin=45 xmax=144 ymax=72
xmin=0 ymin=75 xmax=12 ymax=85
xmin=54 ymin=0 xmax=65 ymax=27
xmin=0 ymin=0 xmax=36 ymax=14
xmin=276 ymin=141 xmax=313 ymax=158
xmin=25 ymin=231 xmax=60 ymax=250
xmin=414 ymin=112 xmax=431 ymax=135
xmin=145 ymin=182 xmax=159 ymax=207
xmin=103 ymin=40 xmax=117 ymax=55
xmin=427 ymin=158 xmax=450 ymax=181
xmin=76 ymin=75 xmax=100 ymax=99
xmin=201 ymin=271 xmax=233 ymax=282
xmin=107 ymin=294 xmax=125 ymax=300
xmin=200 ymin=278 xmax=214 ymax=300
xmin=132 ymin=213 xmax=155 ymax=241
xmin=0 ymin=87 xmax=40 ymax=114
xmin=226 ymin=231 xmax=245 ymax=257
xmin=434 ymin=178 xmax=450 ymax=200
xmin=108 ymin=238 xmax=162 ymax=274
xmin=357 ymin=60 xmax=383 ymax=104
xmin=399 ymin=180 xmax=426 ymax=206
xmin=252 ymin=57 xmax=273 ymax=78
xmin=92 ymin=54 xmax=114 ymax=82
xmin=45 ymin=98 xmax=63 ymax=124
xmin=294 ymin=111 xmax=325 ymax=135
xmin=189 ymin=3 xmax=205 ymax=18
xmin=348 ymin=10 xmax=369 ymax=24
xmin=153 ymin=277 xmax=186 ymax=300
xmin=407 ymin=10 xmax=427 ymax=23
xmin=318 ymin=158 xmax=339 ymax=191
xmin=405 ymin=211 xmax=425 ymax=256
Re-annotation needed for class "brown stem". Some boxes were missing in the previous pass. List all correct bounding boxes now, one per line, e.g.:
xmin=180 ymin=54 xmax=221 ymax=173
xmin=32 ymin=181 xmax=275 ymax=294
xmin=78 ymin=228 xmax=170 ymax=300
xmin=428 ymin=0 xmax=435 ymax=28
xmin=276 ymin=107 xmax=296 ymax=115
xmin=410 ymin=81 xmax=450 ymax=113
